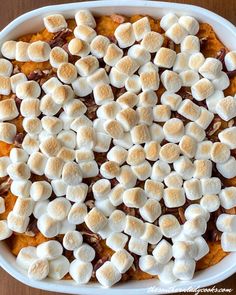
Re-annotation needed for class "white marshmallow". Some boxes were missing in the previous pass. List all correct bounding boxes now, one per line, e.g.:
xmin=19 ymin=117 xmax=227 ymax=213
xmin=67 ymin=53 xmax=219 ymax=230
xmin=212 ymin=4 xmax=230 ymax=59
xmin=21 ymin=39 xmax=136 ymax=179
xmin=219 ymin=127 xmax=236 ymax=149
xmin=173 ymin=258 xmax=196 ymax=281
xmin=15 ymin=41 xmax=30 ymax=62
xmin=123 ymin=187 xmax=147 ymax=209
xmin=114 ymin=22 xmax=135 ymax=48
xmin=154 ymin=47 xmax=176 ymax=68
xmin=153 ymin=104 xmax=171 ymax=122
xmin=0 ymin=220 xmax=12 ymax=241
xmin=0 ymin=76 xmax=11 ymax=95
xmin=96 ymin=261 xmax=121 ymax=287
xmin=194 ymin=236 xmax=209 ymax=260
xmin=43 ymin=14 xmax=67 ymax=32
xmin=30 ymin=181 xmax=52 ymax=201
xmin=165 ymin=23 xmax=188 ymax=44
xmin=206 ymin=90 xmax=224 ymax=113
xmin=100 ymin=161 xmax=120 ymax=179
xmin=107 ymin=146 xmax=127 ymax=166
xmin=109 ymin=67 xmax=127 ymax=88
xmin=159 ymin=214 xmax=181 ymax=238
xmin=0 ymin=197 xmax=5 ymax=214
xmin=160 ymin=13 xmax=178 ymax=31
xmin=173 ymin=52 xmax=190 ymax=73
xmin=116 ymin=165 xmax=137 ymax=188
xmin=179 ymin=135 xmax=197 ymax=158
xmin=144 ymin=179 xmax=164 ymax=201
xmin=185 ymin=122 xmax=205 ymax=142
xmin=179 ymin=16 xmax=199 ymax=35
xmin=37 ymin=213 xmax=60 ymax=238
xmin=173 ymin=156 xmax=194 ymax=180
xmin=140 ymin=71 xmax=160 ymax=91
xmin=161 ymin=70 xmax=182 ymax=92
xmin=195 ymin=107 xmax=214 ymax=129
xmin=161 ymin=92 xmax=182 ymax=111
xmin=93 ymin=83 xmax=114 ymax=105
xmin=216 ymin=214 xmax=236 ymax=233
xmin=139 ymin=255 xmax=163 ymax=275
xmin=108 ymin=184 xmax=124 ymax=207
xmin=7 ymin=162 xmax=30 ymax=181
xmin=72 ymin=77 xmax=92 ymax=97
xmin=216 ymin=96 xmax=236 ymax=121
xmin=95 ymin=199 xmax=115 ymax=217
xmin=216 ymin=156 xmax=236 ymax=179
xmin=0 ymin=58 xmax=13 ymax=77
xmin=115 ymin=56 xmax=139 ymax=77
xmin=193 ymin=159 xmax=212 ymax=179
xmin=183 ymin=217 xmax=207 ymax=238
xmin=7 ymin=211 xmax=29 ymax=233
xmin=159 ymin=143 xmax=180 ymax=163
xmin=28 ymin=41 xmax=51 ymax=62
xmin=16 ymin=246 xmax=37 ymax=270
xmin=152 ymin=239 xmax=172 ymax=264
xmin=179 ymin=70 xmax=199 ymax=87
xmin=84 ymin=207 xmax=107 ymax=233
xmin=33 ymin=200 xmax=49 ymax=219
xmin=104 ymin=43 xmax=123 ymax=66
xmin=124 ymin=215 xmax=145 ymax=238
xmin=1 ymin=40 xmax=16 ymax=60
xmin=74 ymin=24 xmax=96 ymax=43
xmin=49 ymin=46 xmax=68 ymax=68
xmin=188 ymin=52 xmax=205 ymax=71
xmin=163 ymin=118 xmax=184 ymax=143
xmin=13 ymin=197 xmax=34 ymax=217
xmin=138 ymin=90 xmax=158 ymax=108
xmin=181 ymin=35 xmax=200 ymax=54
xmin=42 ymin=77 xmax=62 ymax=95
xmin=200 ymin=194 xmax=220 ymax=212
xmin=90 ymin=35 xmax=110 ymax=58
xmin=10 ymin=73 xmax=27 ymax=93
xmin=73 ymin=243 xmax=95 ymax=262
xmin=48 ymin=255 xmax=70 ymax=280
xmin=195 ymin=141 xmax=213 ymax=160
xmin=69 ymin=259 xmax=93 ymax=284
xmin=201 ymin=177 xmax=221 ymax=195
xmin=183 ymin=179 xmax=202 ymax=200
xmin=62 ymin=230 xmax=83 ymax=251
xmin=219 ymin=187 xmax=236 ymax=209
xmin=221 ymin=232 xmax=236 ymax=252
xmin=0 ymin=156 xmax=11 ymax=177
xmin=141 ymin=31 xmax=164 ymax=53
xmin=36 ymin=240 xmax=63 ymax=260
xmin=184 ymin=204 xmax=210 ymax=222
xmin=164 ymin=188 xmax=185 ymax=208
xmin=164 ymin=172 xmax=183 ymax=188
xmin=108 ymin=210 xmax=126 ymax=233
xmin=97 ymin=101 xmax=121 ymax=120
xmin=68 ymin=202 xmax=87 ymax=225
xmin=172 ymin=240 xmax=198 ymax=259
xmin=106 ymin=232 xmax=128 ymax=251
xmin=177 ymin=99 xmax=200 ymax=121
xmin=212 ymin=71 xmax=230 ymax=91
xmin=151 ymin=160 xmax=171 ymax=182
xmin=51 ymin=179 xmax=67 ymax=197
xmin=75 ymin=9 xmax=96 ymax=28
xmin=79 ymin=160 xmax=99 ymax=178
xmin=47 ymin=197 xmax=71 ymax=221
xmin=210 ymin=142 xmax=230 ymax=164
xmin=28 ymin=259 xmax=49 ymax=281
xmin=191 ymin=78 xmax=215 ymax=101
xmin=27 ymin=152 xmax=47 ymax=176
xmin=128 ymin=44 xmax=151 ymax=66
xmin=224 ymin=51 xmax=236 ymax=71
xmin=128 ymin=236 xmax=148 ymax=256
xmin=158 ymin=261 xmax=177 ymax=283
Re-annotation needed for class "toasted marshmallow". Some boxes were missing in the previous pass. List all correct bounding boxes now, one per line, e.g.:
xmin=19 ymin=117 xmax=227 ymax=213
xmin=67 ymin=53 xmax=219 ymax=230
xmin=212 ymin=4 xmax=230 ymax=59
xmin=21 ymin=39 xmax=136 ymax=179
xmin=110 ymin=250 xmax=133 ymax=275
xmin=113 ymin=132 xmax=133 ymax=150
xmin=0 ymin=58 xmax=13 ymax=77
xmin=57 ymin=130 xmax=76 ymax=149
xmin=7 ymin=162 xmax=30 ymax=181
xmin=36 ymin=240 xmax=62 ymax=260
xmin=10 ymin=73 xmax=27 ymax=94
xmin=48 ymin=255 xmax=70 ymax=280
xmin=30 ymin=181 xmax=52 ymax=201
xmin=141 ymin=223 xmax=162 ymax=244
xmin=191 ymin=78 xmax=215 ymax=101
xmin=94 ymin=132 xmax=111 ymax=153
xmin=130 ymin=124 xmax=151 ymax=144
xmin=76 ymin=126 xmax=96 ymax=150
xmin=154 ymin=47 xmax=176 ymax=68
xmin=96 ymin=261 xmax=121 ymax=287
xmin=116 ymin=107 xmax=138 ymax=131
xmin=128 ymin=236 xmax=148 ymax=256
xmin=193 ymin=159 xmax=212 ymax=179
xmin=161 ymin=92 xmax=182 ymax=111
xmin=15 ymin=41 xmax=30 ymax=62
xmin=164 ymin=172 xmax=183 ymax=189
xmin=23 ymin=117 xmax=42 ymax=136
xmin=144 ymin=180 xmax=163 ymax=201
xmin=152 ymin=239 xmax=172 ymax=264
xmin=28 ymin=258 xmax=49 ymax=281
xmin=160 ymin=143 xmax=180 ymax=163
xmin=179 ymin=70 xmax=199 ymax=87
xmin=123 ymin=187 xmax=147 ymax=209
xmin=173 ymin=258 xmax=196 ymax=281
xmin=90 ymin=35 xmax=110 ymax=58
xmin=16 ymin=246 xmax=37 ymax=270
xmin=216 ymin=214 xmax=236 ymax=233
xmin=62 ymin=162 xmax=82 ymax=186
xmin=13 ymin=197 xmax=34 ymax=217
xmin=124 ymin=215 xmax=144 ymax=238
xmin=75 ymin=10 xmax=96 ymax=28
xmin=195 ymin=141 xmax=212 ymax=160
xmin=71 ymin=77 xmax=92 ymax=97
xmin=163 ymin=118 xmax=184 ymax=143
xmin=27 ymin=151 xmax=47 ymax=175
xmin=68 ymin=202 xmax=87 ymax=224
xmin=108 ymin=210 xmax=126 ymax=233
xmin=37 ymin=213 xmax=60 ymax=238
xmin=151 ymin=160 xmax=171 ymax=182
xmin=140 ymin=71 xmax=160 ymax=91
xmin=179 ymin=135 xmax=197 ymax=158
xmin=205 ymin=90 xmax=224 ymax=113
xmin=216 ymin=156 xmax=236 ymax=179
xmin=28 ymin=41 xmax=51 ymax=62
xmin=177 ymin=99 xmax=200 ymax=121
xmin=79 ymin=160 xmax=99 ymax=178
xmin=0 ymin=156 xmax=11 ymax=177
xmin=20 ymin=98 xmax=41 ymax=118
xmin=0 ymin=76 xmax=10 ymax=95
xmin=159 ymin=214 xmax=181 ymax=238
xmin=71 ymin=115 xmax=92 ymax=131
xmin=51 ymin=179 xmax=67 ymax=196
xmin=179 ymin=15 xmax=199 ymax=35
xmin=7 ymin=211 xmax=29 ymax=233
xmin=0 ymin=220 xmax=12 ymax=240
xmin=224 ymin=51 xmax=236 ymax=71
xmin=161 ymin=70 xmax=182 ymax=92
xmin=39 ymin=136 xmax=61 ymax=157
xmin=219 ymin=127 xmax=236 ymax=149
xmin=201 ymin=177 xmax=221 ymax=194
xmin=106 ymin=232 xmax=128 ymax=251
xmin=0 ymin=99 xmax=18 ymax=122
xmin=16 ymin=80 xmax=41 ymax=99
xmin=104 ymin=119 xmax=124 ymax=139
xmin=114 ymin=22 xmax=135 ymax=48
xmin=108 ymin=184 xmax=125 ymax=207
xmin=173 ymin=156 xmax=194 ymax=180
xmin=183 ymin=178 xmax=202 ymax=200
xmin=126 ymin=144 xmax=145 ymax=166
xmin=57 ymin=62 xmax=77 ymax=84
xmin=69 ymin=259 xmax=93 ymax=284
xmin=164 ymin=187 xmax=185 ymax=208
xmin=221 ymin=232 xmax=236 ymax=252
xmin=68 ymin=38 xmax=90 ymax=57
xmin=43 ymin=13 xmax=67 ymax=32
xmin=161 ymin=13 xmax=178 ymax=31
xmin=87 ymin=68 xmax=109 ymax=88
xmin=41 ymin=116 xmax=62 ymax=135
xmin=144 ymin=141 xmax=160 ymax=161
xmin=216 ymin=95 xmax=236 ymax=121
xmin=128 ymin=44 xmax=151 ymax=66
xmin=195 ymin=107 xmax=214 ymax=130
xmin=158 ymin=260 xmax=177 ymax=283
xmin=199 ymin=58 xmax=222 ymax=80
xmin=73 ymin=243 xmax=95 ymax=262
xmin=44 ymin=157 xmax=64 ymax=179
xmin=124 ymin=75 xmax=141 ymax=93
xmin=109 ymin=67 xmax=127 ymax=88
xmin=139 ymin=255 xmax=162 ymax=275
xmin=1 ymin=40 xmax=16 ymax=59
xmin=62 ymin=230 xmax=83 ymax=251
xmin=219 ymin=187 xmax=236 ymax=209
xmin=22 ymin=134 xmax=39 ymax=154
xmin=184 ymin=204 xmax=209 ymax=221
xmin=42 ymin=77 xmax=62 ymax=95
xmin=115 ymin=56 xmax=139 ymax=77
xmin=132 ymin=17 xmax=150 ymax=41
xmin=212 ymin=71 xmax=230 ymax=91
xmin=165 ymin=23 xmax=188 ymax=44
xmin=188 ymin=52 xmax=205 ymax=71
xmin=64 ymin=99 xmax=86 ymax=118
xmin=153 ymin=104 xmax=171 ymax=123
xmin=107 ymin=145 xmax=127 ymax=166
xmin=84 ymin=207 xmax=107 ymax=233
xmin=100 ymin=161 xmax=120 ymax=179
xmin=92 ymin=179 xmax=111 ymax=200
xmin=183 ymin=216 xmax=207 ymax=238
xmin=75 ymin=55 xmax=98 ymax=77
xmin=116 ymin=165 xmax=137 ymax=188
xmin=140 ymin=198 xmax=161 ymax=222
xmin=173 ymin=52 xmax=189 ymax=73
xmin=210 ymin=142 xmax=230 ymax=164
xmin=200 ymin=194 xmax=220 ymax=212
xmin=104 ymin=43 xmax=123 ymax=67
xmin=74 ymin=24 xmax=96 ymax=43
xmin=132 ymin=161 xmax=151 ymax=181
xmin=181 ymin=35 xmax=200 ymax=54
xmin=49 ymin=47 xmax=68 ymax=68
xmin=141 ymin=31 xmax=164 ymax=53
xmin=172 ymin=241 xmax=198 ymax=259
xmin=57 ymin=147 xmax=75 ymax=162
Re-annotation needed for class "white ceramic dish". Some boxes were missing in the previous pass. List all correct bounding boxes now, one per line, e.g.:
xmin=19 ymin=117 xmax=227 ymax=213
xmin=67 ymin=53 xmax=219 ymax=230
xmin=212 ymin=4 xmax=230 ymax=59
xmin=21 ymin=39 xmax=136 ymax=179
xmin=0 ymin=1 xmax=236 ymax=294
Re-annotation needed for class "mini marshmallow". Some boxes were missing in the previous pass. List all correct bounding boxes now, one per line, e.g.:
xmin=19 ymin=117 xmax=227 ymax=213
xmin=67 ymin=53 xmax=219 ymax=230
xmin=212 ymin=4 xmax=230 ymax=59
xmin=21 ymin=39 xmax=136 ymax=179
xmin=132 ymin=17 xmax=151 ymax=41
xmin=43 ymin=14 xmax=67 ymax=32
xmin=144 ymin=141 xmax=160 ymax=161
xmin=51 ymin=179 xmax=67 ymax=197
xmin=73 ymin=243 xmax=95 ymax=262
xmin=195 ymin=141 xmax=213 ymax=160
xmin=104 ymin=119 xmax=124 ymax=139
xmin=130 ymin=124 xmax=151 ymax=144
xmin=7 ymin=211 xmax=29 ymax=233
xmin=71 ymin=115 xmax=92 ymax=131
xmin=40 ymin=136 xmax=61 ymax=157
xmin=7 ymin=162 xmax=30 ymax=181
xmin=75 ymin=10 xmax=96 ymax=28
xmin=84 ymin=207 xmax=107 ymax=233
xmin=123 ymin=187 xmax=147 ymax=209
xmin=193 ymin=159 xmax=212 ymax=178
xmin=92 ymin=179 xmax=111 ymax=201
xmin=57 ymin=147 xmax=75 ymax=162
xmin=140 ymin=199 xmax=161 ymax=222
xmin=219 ymin=187 xmax=236 ymax=209
xmin=28 ymin=259 xmax=49 ymax=281
xmin=116 ymin=107 xmax=138 ymax=131
xmin=154 ymin=47 xmax=176 ymax=68
xmin=69 ymin=259 xmax=93 ymax=284
xmin=152 ymin=239 xmax=172 ymax=264
xmin=183 ymin=217 xmax=207 ymax=238
xmin=90 ymin=35 xmax=110 ymax=58
xmin=173 ymin=156 xmax=195 ymax=180
xmin=106 ymin=232 xmax=128 ymax=251
xmin=93 ymin=132 xmax=111 ymax=153
xmin=68 ymin=202 xmax=87 ymax=224
xmin=194 ymin=236 xmax=209 ymax=260
xmin=107 ymin=146 xmax=127 ymax=165
xmin=15 ymin=41 xmax=30 ymax=62
xmin=62 ymin=162 xmax=82 ymax=186
xmin=128 ymin=44 xmax=151 ymax=66
xmin=57 ymin=62 xmax=77 ymax=84
xmin=113 ymin=132 xmax=133 ymax=150
xmin=96 ymin=261 xmax=121 ymax=287
xmin=173 ymin=52 xmax=190 ymax=73
xmin=63 ymin=230 xmax=83 ymax=251
xmin=126 ymin=145 xmax=145 ymax=166
xmin=0 ymin=220 xmax=12 ymax=241
xmin=49 ymin=46 xmax=68 ymax=69
xmin=151 ymin=160 xmax=171 ymax=182
xmin=181 ymin=35 xmax=200 ymax=54
xmin=93 ymin=83 xmax=114 ymax=105
xmin=0 ymin=156 xmax=11 ymax=177
xmin=42 ymin=77 xmax=62 ymax=95
xmin=144 ymin=179 xmax=164 ymax=201
xmin=199 ymin=58 xmax=222 ymax=80
xmin=183 ymin=178 xmax=202 ymax=200
xmin=100 ymin=161 xmax=120 ymax=179
xmin=140 ymin=71 xmax=159 ymax=91
xmin=128 ymin=236 xmax=148 ymax=256
xmin=217 ymin=214 xmax=236 ymax=233
xmin=172 ymin=241 xmax=198 ymax=259
xmin=97 ymin=101 xmax=121 ymax=120
xmin=28 ymin=41 xmax=50 ymax=62
xmin=221 ymin=232 xmax=236 ymax=252
xmin=16 ymin=80 xmax=40 ymax=100
xmin=23 ymin=117 xmax=42 ymax=135
xmin=200 ymin=194 xmax=220 ymax=212
xmin=109 ymin=184 xmax=125 ymax=207
xmin=173 ymin=258 xmax=196 ymax=281
xmin=141 ymin=223 xmax=162 ymax=244
xmin=211 ymin=142 xmax=230 ymax=164
xmin=179 ymin=135 xmax=197 ymax=158
xmin=153 ymin=104 xmax=171 ymax=122
xmin=125 ymin=75 xmax=141 ymax=93
xmin=27 ymin=151 xmax=47 ymax=175
xmin=109 ymin=67 xmax=127 ymax=88
xmin=10 ymin=72 xmax=27 ymax=93
xmin=165 ymin=23 xmax=188 ymax=44
xmin=164 ymin=187 xmax=185 ymax=208
xmin=37 ymin=213 xmax=60 ymax=238
xmin=195 ymin=107 xmax=214 ymax=130
xmin=74 ymin=24 xmax=96 ymax=43
xmin=160 ymin=13 xmax=178 ymax=31
xmin=30 ymin=181 xmax=52 ymax=201
xmin=138 ymin=61 xmax=158 ymax=74
xmin=158 ymin=261 xmax=177 ymax=283
xmin=224 ymin=51 xmax=236 ymax=71
xmin=1 ymin=40 xmax=16 ymax=60
xmin=16 ymin=246 xmax=37 ymax=270
xmin=184 ymin=204 xmax=210 ymax=221
xmin=131 ymin=161 xmax=152 ymax=181
xmin=76 ymin=126 xmax=96 ymax=150
xmin=0 ymin=58 xmax=13 ymax=77
xmin=185 ymin=122 xmax=206 ymax=142
xmin=36 ymin=240 xmax=63 ymax=260
xmin=115 ymin=56 xmax=139 ymax=77
xmin=72 ymin=77 xmax=92 ymax=97
xmin=159 ymin=214 xmax=181 ymax=238
xmin=88 ymin=68 xmax=110 ymax=88
xmin=188 ymin=52 xmax=205 ymax=71
xmin=44 ymin=157 xmax=64 ymax=180
xmin=212 ymin=71 xmax=230 ymax=91
xmin=164 ymin=172 xmax=183 ymax=188
xmin=114 ymin=22 xmax=135 ymax=48
xmin=206 ymin=90 xmax=224 ymax=113
xmin=201 ymin=177 xmax=221 ymax=195
xmin=216 ymin=95 xmax=236 ymax=121
xmin=64 ymin=99 xmax=87 ymax=118
xmin=216 ymin=156 xmax=236 ymax=179
xmin=104 ymin=43 xmax=123 ymax=67
xmin=79 ymin=160 xmax=99 ymax=178
xmin=160 ymin=143 xmax=180 ymax=163
xmin=108 ymin=210 xmax=126 ymax=233
xmin=68 ymin=38 xmax=90 ymax=57
xmin=22 ymin=134 xmax=39 ymax=155
xmin=219 ymin=127 xmax=236 ymax=149
xmin=163 ymin=118 xmax=184 ymax=143
xmin=141 ymin=31 xmax=164 ymax=53
xmin=13 ymin=197 xmax=34 ymax=217
xmin=191 ymin=78 xmax=215 ymax=101
xmin=41 ymin=116 xmax=62 ymax=135
xmin=139 ymin=255 xmax=163 ymax=275
xmin=33 ymin=200 xmax=49 ymax=219
xmin=161 ymin=92 xmax=182 ymax=111
xmin=20 ymin=98 xmax=41 ymax=118
xmin=48 ymin=255 xmax=70 ymax=280
xmin=0 ymin=76 xmax=11 ymax=95
xmin=179 ymin=15 xmax=199 ymax=35
xmin=116 ymin=165 xmax=137 ymax=188
xmin=124 ymin=215 xmax=145 ymax=238
xmin=57 ymin=130 xmax=76 ymax=149
xmin=161 ymin=70 xmax=182 ymax=92
xmin=179 ymin=69 xmax=199 ymax=87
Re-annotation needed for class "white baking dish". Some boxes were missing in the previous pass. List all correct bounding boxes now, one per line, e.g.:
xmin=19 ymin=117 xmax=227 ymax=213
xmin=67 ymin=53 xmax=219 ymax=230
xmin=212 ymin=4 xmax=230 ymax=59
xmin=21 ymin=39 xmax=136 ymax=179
xmin=0 ymin=1 xmax=236 ymax=294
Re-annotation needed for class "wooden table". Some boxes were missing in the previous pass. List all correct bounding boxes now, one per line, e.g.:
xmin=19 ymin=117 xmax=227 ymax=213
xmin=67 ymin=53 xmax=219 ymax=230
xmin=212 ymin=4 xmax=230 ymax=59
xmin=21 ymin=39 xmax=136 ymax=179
xmin=0 ymin=0 xmax=235 ymax=294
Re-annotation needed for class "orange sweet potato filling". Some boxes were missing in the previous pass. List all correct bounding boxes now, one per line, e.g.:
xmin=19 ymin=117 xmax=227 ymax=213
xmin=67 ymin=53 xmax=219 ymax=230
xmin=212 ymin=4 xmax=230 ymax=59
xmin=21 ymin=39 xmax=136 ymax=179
xmin=0 ymin=14 xmax=235 ymax=282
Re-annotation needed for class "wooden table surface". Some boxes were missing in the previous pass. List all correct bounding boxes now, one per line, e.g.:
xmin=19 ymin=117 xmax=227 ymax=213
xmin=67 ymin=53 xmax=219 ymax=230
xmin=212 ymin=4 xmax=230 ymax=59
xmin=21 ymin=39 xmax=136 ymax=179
xmin=0 ymin=0 xmax=235 ymax=294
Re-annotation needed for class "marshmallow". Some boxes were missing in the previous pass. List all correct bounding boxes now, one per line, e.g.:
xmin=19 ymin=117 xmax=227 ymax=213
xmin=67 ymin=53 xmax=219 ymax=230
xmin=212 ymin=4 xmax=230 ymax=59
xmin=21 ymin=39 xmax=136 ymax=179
xmin=62 ymin=230 xmax=83 ymax=251
xmin=179 ymin=135 xmax=197 ymax=158
xmin=0 ymin=156 xmax=11 ymax=177
xmin=124 ymin=215 xmax=145 ymax=238
xmin=0 ymin=58 xmax=13 ymax=77
xmin=140 ymin=199 xmax=161 ymax=222
xmin=84 ymin=207 xmax=107 ymax=233
xmin=96 ymin=261 xmax=121 ymax=287
xmin=57 ymin=147 xmax=75 ymax=162
xmin=92 ymin=179 xmax=111 ymax=201
xmin=49 ymin=46 xmax=68 ymax=68
xmin=124 ymin=75 xmax=141 ymax=94
xmin=72 ymin=115 xmax=92 ymax=131
xmin=97 ymin=101 xmax=121 ymax=121
xmin=210 ymin=142 xmax=230 ymax=164
xmin=159 ymin=214 xmax=181 ymax=238
xmin=109 ymin=67 xmax=127 ymax=88
xmin=128 ymin=236 xmax=148 ymax=256
xmin=158 ymin=261 xmax=177 ymax=283
xmin=36 ymin=240 xmax=63 ymax=260
xmin=195 ymin=107 xmax=214 ymax=130
xmin=179 ymin=70 xmax=199 ymax=87
xmin=27 ymin=151 xmax=47 ymax=175
xmin=116 ymin=165 xmax=137 ymax=188
xmin=141 ymin=223 xmax=162 ymax=244
xmin=126 ymin=144 xmax=145 ymax=166
xmin=191 ymin=78 xmax=215 ymax=101
xmin=200 ymin=194 xmax=220 ymax=212
xmin=164 ymin=172 xmax=183 ymax=188
xmin=144 ymin=141 xmax=160 ymax=161
xmin=93 ymin=83 xmax=114 ymax=106
xmin=130 ymin=124 xmax=151 ymax=144
xmin=7 ymin=211 xmax=29 ymax=233
xmin=22 ymin=134 xmax=39 ymax=154
xmin=28 ymin=259 xmax=49 ymax=281
xmin=39 ymin=136 xmax=61 ymax=157
xmin=104 ymin=43 xmax=123 ymax=66
xmin=219 ymin=187 xmax=236 ymax=209
xmin=216 ymin=156 xmax=236 ymax=178
xmin=100 ymin=161 xmax=120 ymax=179
xmin=63 ymin=99 xmax=86 ymax=118
xmin=141 ymin=31 xmax=164 ymax=53
xmin=0 ymin=76 xmax=11 ymax=95
xmin=177 ymin=99 xmax=200 ymax=121
xmin=1 ymin=40 xmax=16 ymax=60
xmin=199 ymin=58 xmax=222 ymax=80
xmin=0 ymin=220 xmax=12 ymax=241
xmin=116 ymin=107 xmax=138 ymax=131
xmin=154 ymin=47 xmax=176 ymax=68
xmin=16 ymin=80 xmax=40 ymax=100
xmin=114 ymin=22 xmax=135 ymax=48
xmin=160 ymin=13 xmax=178 ymax=31
xmin=62 ymin=162 xmax=82 ymax=186
xmin=74 ymin=25 xmax=96 ymax=43
xmin=113 ymin=132 xmax=133 ymax=150
xmin=193 ymin=159 xmax=212 ymax=178
xmin=224 ymin=51 xmax=236 ymax=71
xmin=28 ymin=41 xmax=50 ymax=62
xmin=217 ymin=214 xmax=236 ymax=233
xmin=179 ymin=15 xmax=199 ymax=35
xmin=13 ymin=197 xmax=34 ymax=217
xmin=153 ymin=104 xmax=171 ymax=122
xmin=108 ymin=184 xmax=124 ymax=207
xmin=104 ymin=119 xmax=124 ymax=139
xmin=152 ymin=239 xmax=172 ymax=264
xmin=161 ymin=70 xmax=182 ymax=92
xmin=87 ymin=68 xmax=109 ymax=88
xmin=106 ymin=232 xmax=128 ymax=251
xmin=172 ymin=241 xmax=198 ymax=259
xmin=201 ymin=177 xmax=221 ymax=194
xmin=37 ymin=213 xmax=60 ymax=238
xmin=181 ymin=35 xmax=200 ymax=54
xmin=183 ymin=217 xmax=207 ymax=238
xmin=184 ymin=204 xmax=210 ymax=221
xmin=68 ymin=38 xmax=90 ymax=57
xmin=41 ymin=116 xmax=62 ymax=135
xmin=132 ymin=17 xmax=150 ymax=41
xmin=109 ymin=210 xmax=126 ymax=233
xmin=47 ymin=197 xmax=71 ymax=221
xmin=216 ymin=96 xmax=236 ymax=121
xmin=72 ymin=77 xmax=92 ymax=97
xmin=212 ymin=72 xmax=230 ymax=92
xmin=131 ymin=161 xmax=152 ymax=181
xmin=68 ymin=202 xmax=87 ymax=224
xmin=194 ymin=236 xmax=209 ymax=260
xmin=33 ymin=200 xmax=49 ymax=219
xmin=76 ymin=126 xmax=96 ymax=150
xmin=57 ymin=62 xmax=77 ymax=84
xmin=144 ymin=179 xmax=164 ymax=201
xmin=185 ymin=122 xmax=205 ymax=142
xmin=43 ymin=13 xmax=67 ymax=32
xmin=10 ymin=73 xmax=27 ymax=93
xmin=90 ymin=35 xmax=110 ymax=58
xmin=165 ymin=23 xmax=188 ymax=44
xmin=163 ymin=118 xmax=184 ymax=143
xmin=139 ymin=255 xmax=163 ymax=275
xmin=195 ymin=141 xmax=213 ymax=160
xmin=7 ymin=162 xmax=30 ymax=181
xmin=188 ymin=52 xmax=205 ymax=71
xmin=51 ymin=179 xmax=67 ymax=196
xmin=42 ymin=77 xmax=62 ymax=95
xmin=173 ymin=258 xmax=196 ymax=281
xmin=20 ymin=98 xmax=41 ymax=118
xmin=48 ymin=255 xmax=70 ymax=280
xmin=164 ymin=187 xmax=185 ymax=208
xmin=93 ymin=132 xmax=111 ymax=153
xmin=140 ymin=71 xmax=159 ymax=91
xmin=151 ymin=160 xmax=171 ymax=182
xmin=30 ymin=181 xmax=52 ymax=201
xmin=69 ymin=259 xmax=93 ymax=284
xmin=219 ymin=127 xmax=236 ymax=149
xmin=161 ymin=92 xmax=182 ymax=111
xmin=173 ymin=156 xmax=195 ymax=180
xmin=16 ymin=246 xmax=37 ymax=270
xmin=173 ymin=52 xmax=190 ymax=73
xmin=206 ymin=90 xmax=224 ymax=113
xmin=15 ymin=41 xmax=30 ymax=62
xmin=57 ymin=130 xmax=76 ymax=149
xmin=79 ymin=160 xmax=99 ymax=178
xmin=107 ymin=146 xmax=127 ymax=166
xmin=96 ymin=198 xmax=115 ymax=217
xmin=160 ymin=143 xmax=180 ymax=163
xmin=221 ymin=232 xmax=236 ymax=252
xmin=73 ymin=243 xmax=95 ymax=262
xmin=115 ymin=56 xmax=139 ymax=77
xmin=123 ymin=187 xmax=147 ymax=209
xmin=23 ymin=117 xmax=42 ymax=136
xmin=183 ymin=178 xmax=202 ymax=200
xmin=110 ymin=249 xmax=133 ymax=275
xmin=128 ymin=44 xmax=151 ymax=66
xmin=75 ymin=10 xmax=96 ymax=28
